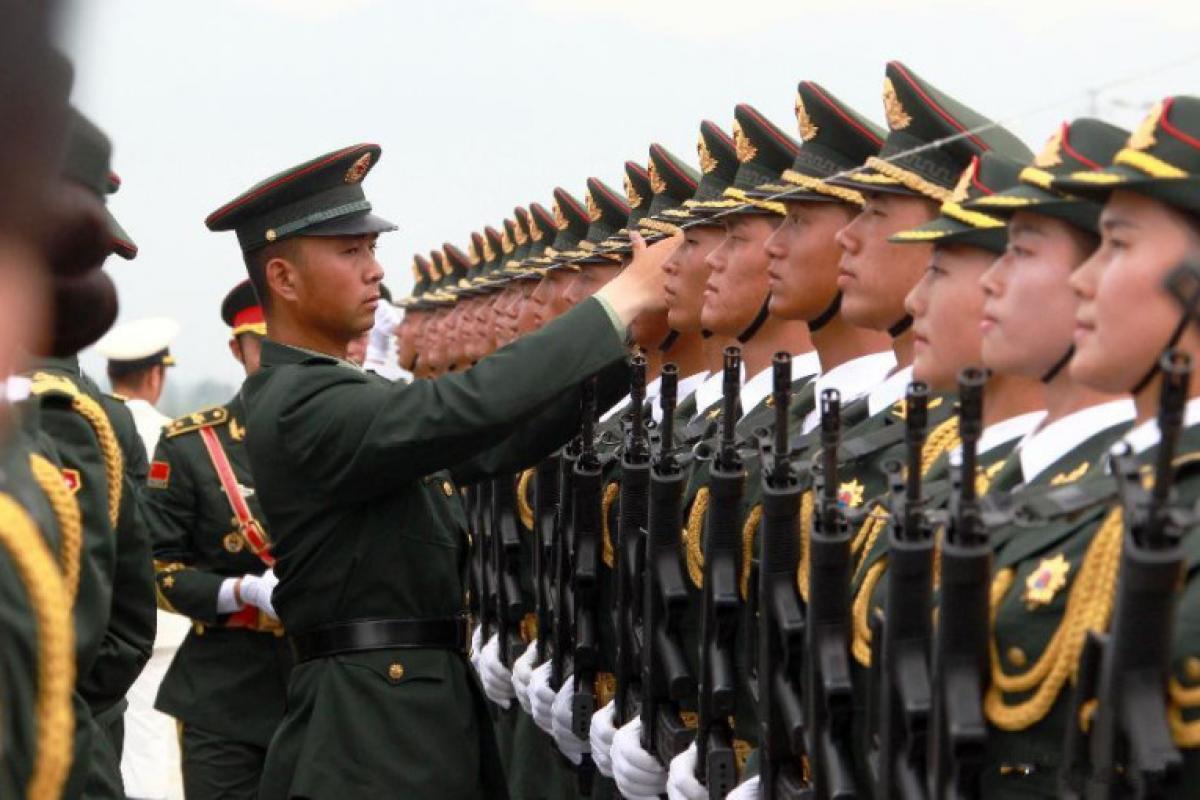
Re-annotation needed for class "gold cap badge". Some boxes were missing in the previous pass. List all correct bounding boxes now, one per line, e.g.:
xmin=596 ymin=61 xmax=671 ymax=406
xmin=467 ymin=241 xmax=481 ymax=266
xmin=649 ymin=162 xmax=667 ymax=194
xmin=625 ymin=175 xmax=644 ymax=208
xmin=795 ymin=92 xmax=819 ymax=142
xmin=1035 ymin=126 xmax=1065 ymax=168
xmin=501 ymin=226 xmax=514 ymax=254
xmin=514 ymin=219 xmax=528 ymax=245
xmin=950 ymin=159 xmax=977 ymax=204
xmin=883 ymin=77 xmax=912 ymax=131
xmin=344 ymin=152 xmax=372 ymax=184
xmin=553 ymin=202 xmax=568 ymax=231
xmin=733 ymin=120 xmax=758 ymax=163
xmin=586 ymin=192 xmax=601 ymax=223
xmin=1128 ymin=100 xmax=1164 ymax=151
xmin=481 ymin=237 xmax=496 ymax=262
xmin=698 ymin=133 xmax=718 ymax=174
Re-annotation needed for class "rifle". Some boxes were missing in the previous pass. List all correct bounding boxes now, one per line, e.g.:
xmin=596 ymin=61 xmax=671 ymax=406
xmin=1060 ymin=351 xmax=1190 ymax=798
xmin=757 ymin=353 xmax=811 ymax=800
xmin=570 ymin=376 xmax=602 ymax=793
xmin=641 ymin=364 xmax=698 ymax=763
xmin=870 ymin=381 xmax=934 ymax=800
xmin=695 ymin=347 xmax=747 ymax=797
xmin=534 ymin=455 xmax=561 ymax=665
xmin=492 ymin=474 xmax=526 ymax=668
xmin=473 ymin=482 xmax=497 ymax=645
xmin=805 ymin=385 xmax=859 ymax=799
xmin=615 ymin=356 xmax=652 ymax=726
xmin=929 ymin=367 xmax=989 ymax=799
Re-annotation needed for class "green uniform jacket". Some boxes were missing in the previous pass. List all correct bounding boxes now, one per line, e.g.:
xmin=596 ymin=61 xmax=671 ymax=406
xmin=976 ymin=423 xmax=1132 ymax=798
xmin=243 ymin=297 xmax=629 ymax=799
xmin=0 ymin=414 xmax=76 ymax=800
xmin=144 ymin=394 xmax=294 ymax=748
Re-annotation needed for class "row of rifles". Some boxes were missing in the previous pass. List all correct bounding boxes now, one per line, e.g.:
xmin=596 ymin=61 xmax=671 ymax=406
xmin=468 ymin=342 xmax=1195 ymax=799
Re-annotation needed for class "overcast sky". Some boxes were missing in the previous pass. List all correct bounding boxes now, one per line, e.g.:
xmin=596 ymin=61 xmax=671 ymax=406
xmin=62 ymin=0 xmax=1200 ymax=387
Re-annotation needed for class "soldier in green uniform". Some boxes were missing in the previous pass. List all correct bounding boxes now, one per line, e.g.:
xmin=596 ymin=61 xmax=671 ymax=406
xmin=204 ymin=142 xmax=672 ymax=799
xmin=142 ymin=280 xmax=293 ymax=799
xmin=0 ymin=33 xmax=81 ymax=795
xmin=965 ymin=96 xmax=1200 ymax=797
xmin=25 ymin=108 xmax=159 ymax=800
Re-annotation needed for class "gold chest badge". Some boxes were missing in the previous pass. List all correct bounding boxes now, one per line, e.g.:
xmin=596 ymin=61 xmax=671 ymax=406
xmin=1023 ymin=554 xmax=1070 ymax=609
xmin=838 ymin=479 xmax=865 ymax=509
xmin=223 ymin=532 xmax=245 ymax=554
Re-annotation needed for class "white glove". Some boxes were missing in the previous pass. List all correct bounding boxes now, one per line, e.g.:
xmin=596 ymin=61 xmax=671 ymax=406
xmin=589 ymin=701 xmax=617 ymax=778
xmin=551 ymin=677 xmax=589 ymax=765
xmin=612 ymin=717 xmax=667 ymax=800
xmin=727 ymin=775 xmax=761 ymax=799
xmin=512 ymin=640 xmax=537 ymax=715
xmin=529 ymin=661 xmax=557 ymax=734
xmin=239 ymin=570 xmax=278 ymax=619
xmin=479 ymin=634 xmax=516 ymax=709
xmin=470 ymin=625 xmax=484 ymax=674
xmin=667 ymin=743 xmax=708 ymax=800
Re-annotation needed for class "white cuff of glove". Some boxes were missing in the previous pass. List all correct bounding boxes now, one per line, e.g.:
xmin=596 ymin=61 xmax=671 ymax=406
xmin=529 ymin=661 xmax=557 ymax=734
xmin=612 ymin=717 xmax=668 ymax=799
xmin=726 ymin=775 xmax=761 ymax=800
xmin=667 ymin=743 xmax=708 ymax=800
xmin=512 ymin=640 xmax=537 ymax=715
xmin=589 ymin=701 xmax=617 ymax=778
xmin=479 ymin=634 xmax=516 ymax=709
xmin=470 ymin=625 xmax=484 ymax=674
xmin=216 ymin=577 xmax=241 ymax=614
xmin=238 ymin=570 xmax=278 ymax=618
xmin=551 ymin=678 xmax=589 ymax=765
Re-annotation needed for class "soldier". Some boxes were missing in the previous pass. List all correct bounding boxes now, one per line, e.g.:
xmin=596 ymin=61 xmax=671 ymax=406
xmin=93 ymin=317 xmax=180 ymax=454
xmin=760 ymin=81 xmax=896 ymax=430
xmin=204 ymin=143 xmax=671 ymax=799
xmin=93 ymin=316 xmax=194 ymax=799
xmin=26 ymin=109 xmax=158 ymax=800
xmin=140 ymin=279 xmax=290 ymax=800
xmin=964 ymin=96 xmax=1200 ymax=797
xmin=0 ymin=26 xmax=78 ymax=796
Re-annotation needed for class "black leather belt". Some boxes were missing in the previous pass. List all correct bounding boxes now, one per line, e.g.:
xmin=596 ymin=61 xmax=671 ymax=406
xmin=289 ymin=616 xmax=470 ymax=663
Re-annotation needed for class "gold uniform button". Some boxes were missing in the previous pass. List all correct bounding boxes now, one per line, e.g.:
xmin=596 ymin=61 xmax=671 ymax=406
xmin=1007 ymin=647 xmax=1027 ymax=669
xmin=1185 ymin=656 xmax=1200 ymax=683
xmin=442 ymin=480 xmax=454 ymax=497
xmin=388 ymin=663 xmax=405 ymax=681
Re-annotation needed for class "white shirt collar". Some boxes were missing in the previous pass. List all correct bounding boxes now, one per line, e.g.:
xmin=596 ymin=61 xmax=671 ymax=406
xmin=973 ymin=410 xmax=1047 ymax=457
xmin=676 ymin=370 xmax=708 ymax=404
xmin=867 ymin=364 xmax=914 ymax=417
xmin=802 ymin=351 xmax=898 ymax=434
xmin=1017 ymin=398 xmax=1135 ymax=483
xmin=738 ymin=351 xmax=821 ymax=420
xmin=1123 ymin=395 xmax=1200 ymax=455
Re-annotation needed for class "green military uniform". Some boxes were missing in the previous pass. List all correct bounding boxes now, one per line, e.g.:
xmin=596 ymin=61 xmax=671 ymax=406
xmin=142 ymin=281 xmax=293 ymax=799
xmin=968 ymin=96 xmax=1200 ymax=798
xmin=206 ymin=144 xmax=638 ymax=799
xmin=0 ymin=389 xmax=79 ymax=800
xmin=19 ymin=109 xmax=159 ymax=800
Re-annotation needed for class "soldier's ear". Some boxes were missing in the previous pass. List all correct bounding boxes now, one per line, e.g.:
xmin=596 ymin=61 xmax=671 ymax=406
xmin=228 ymin=337 xmax=244 ymax=366
xmin=265 ymin=253 xmax=298 ymax=303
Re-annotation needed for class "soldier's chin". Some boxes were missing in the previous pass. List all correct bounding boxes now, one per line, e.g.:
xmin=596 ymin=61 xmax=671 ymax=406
xmin=47 ymin=270 xmax=119 ymax=357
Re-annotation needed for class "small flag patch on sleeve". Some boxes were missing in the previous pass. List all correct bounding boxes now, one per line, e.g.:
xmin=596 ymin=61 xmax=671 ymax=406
xmin=148 ymin=461 xmax=171 ymax=489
